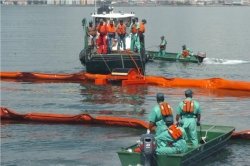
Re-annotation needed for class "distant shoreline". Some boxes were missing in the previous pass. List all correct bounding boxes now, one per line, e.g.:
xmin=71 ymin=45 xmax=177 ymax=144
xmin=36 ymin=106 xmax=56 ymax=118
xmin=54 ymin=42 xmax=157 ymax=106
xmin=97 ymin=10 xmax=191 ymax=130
xmin=1 ymin=4 xmax=250 ymax=7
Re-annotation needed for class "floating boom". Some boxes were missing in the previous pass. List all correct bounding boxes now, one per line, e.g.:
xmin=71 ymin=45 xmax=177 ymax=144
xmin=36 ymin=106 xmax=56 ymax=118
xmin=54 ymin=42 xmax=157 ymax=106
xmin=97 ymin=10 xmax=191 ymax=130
xmin=0 ymin=107 xmax=249 ymax=140
xmin=1 ymin=71 xmax=250 ymax=91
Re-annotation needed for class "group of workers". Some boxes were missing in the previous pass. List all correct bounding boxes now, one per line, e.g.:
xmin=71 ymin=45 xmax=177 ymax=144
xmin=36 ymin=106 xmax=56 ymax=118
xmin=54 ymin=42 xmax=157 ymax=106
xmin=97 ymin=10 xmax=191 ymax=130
xmin=148 ymin=89 xmax=201 ymax=155
xmin=87 ymin=18 xmax=147 ymax=54
xmin=158 ymin=35 xmax=193 ymax=58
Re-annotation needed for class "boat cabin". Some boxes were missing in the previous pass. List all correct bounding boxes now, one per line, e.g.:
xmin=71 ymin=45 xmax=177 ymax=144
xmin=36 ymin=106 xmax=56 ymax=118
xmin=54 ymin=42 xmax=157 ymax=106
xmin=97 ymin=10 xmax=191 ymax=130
xmin=92 ymin=12 xmax=136 ymax=28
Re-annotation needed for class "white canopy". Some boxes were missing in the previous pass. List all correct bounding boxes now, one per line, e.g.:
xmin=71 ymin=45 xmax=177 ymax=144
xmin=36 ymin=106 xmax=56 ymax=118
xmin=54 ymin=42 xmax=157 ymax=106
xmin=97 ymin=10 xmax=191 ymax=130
xmin=91 ymin=13 xmax=135 ymax=19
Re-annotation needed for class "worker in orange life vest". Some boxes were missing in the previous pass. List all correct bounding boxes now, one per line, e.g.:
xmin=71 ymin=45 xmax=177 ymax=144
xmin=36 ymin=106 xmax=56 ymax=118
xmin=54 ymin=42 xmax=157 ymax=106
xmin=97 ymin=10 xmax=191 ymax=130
xmin=107 ymin=19 xmax=116 ymax=53
xmin=96 ymin=19 xmax=108 ymax=54
xmin=176 ymin=89 xmax=201 ymax=147
xmin=155 ymin=124 xmax=188 ymax=155
xmin=177 ymin=45 xmax=193 ymax=59
xmin=148 ymin=93 xmax=174 ymax=136
xmin=116 ymin=20 xmax=127 ymax=51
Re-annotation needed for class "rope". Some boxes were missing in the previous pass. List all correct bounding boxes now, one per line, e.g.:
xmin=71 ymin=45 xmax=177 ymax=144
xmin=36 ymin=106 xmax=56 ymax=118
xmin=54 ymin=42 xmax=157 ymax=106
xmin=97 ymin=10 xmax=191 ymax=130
xmin=203 ymin=125 xmax=216 ymax=139
xmin=101 ymin=53 xmax=112 ymax=73
xmin=128 ymin=53 xmax=143 ymax=77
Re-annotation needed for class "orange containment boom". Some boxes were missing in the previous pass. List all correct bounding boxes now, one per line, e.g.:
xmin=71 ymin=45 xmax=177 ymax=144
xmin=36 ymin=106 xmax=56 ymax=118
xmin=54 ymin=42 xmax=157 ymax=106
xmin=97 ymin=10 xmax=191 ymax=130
xmin=1 ymin=107 xmax=249 ymax=140
xmin=231 ymin=130 xmax=250 ymax=140
xmin=0 ymin=107 xmax=149 ymax=129
xmin=1 ymin=71 xmax=250 ymax=91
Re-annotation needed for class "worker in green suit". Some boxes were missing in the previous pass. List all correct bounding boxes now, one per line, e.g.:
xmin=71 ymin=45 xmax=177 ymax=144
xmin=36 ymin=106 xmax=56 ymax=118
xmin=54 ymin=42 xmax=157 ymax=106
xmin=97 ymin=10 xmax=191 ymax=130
xmin=176 ymin=45 xmax=193 ymax=59
xmin=155 ymin=124 xmax=188 ymax=155
xmin=129 ymin=18 xmax=138 ymax=52
xmin=158 ymin=36 xmax=167 ymax=56
xmin=176 ymin=89 xmax=201 ymax=147
xmin=148 ymin=93 xmax=174 ymax=136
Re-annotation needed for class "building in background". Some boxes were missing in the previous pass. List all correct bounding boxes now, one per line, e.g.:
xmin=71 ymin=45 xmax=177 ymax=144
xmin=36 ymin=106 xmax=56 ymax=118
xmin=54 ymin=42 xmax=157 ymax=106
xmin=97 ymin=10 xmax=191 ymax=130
xmin=1 ymin=0 xmax=250 ymax=5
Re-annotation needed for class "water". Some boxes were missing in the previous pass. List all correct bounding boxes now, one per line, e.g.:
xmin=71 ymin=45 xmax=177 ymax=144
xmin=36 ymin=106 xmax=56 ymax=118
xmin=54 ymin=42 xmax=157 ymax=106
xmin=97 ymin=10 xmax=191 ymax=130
xmin=1 ymin=6 xmax=250 ymax=166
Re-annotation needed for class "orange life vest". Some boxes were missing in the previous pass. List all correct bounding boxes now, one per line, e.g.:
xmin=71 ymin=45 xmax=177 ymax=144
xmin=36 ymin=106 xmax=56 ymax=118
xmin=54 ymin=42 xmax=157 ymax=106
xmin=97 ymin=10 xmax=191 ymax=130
xmin=117 ymin=24 xmax=126 ymax=35
xmin=168 ymin=125 xmax=182 ymax=140
xmin=159 ymin=102 xmax=172 ymax=116
xmin=182 ymin=100 xmax=194 ymax=113
xmin=138 ymin=23 xmax=145 ymax=33
xmin=182 ymin=50 xmax=189 ymax=57
xmin=131 ymin=24 xmax=137 ymax=34
xmin=97 ymin=24 xmax=107 ymax=35
xmin=107 ymin=24 xmax=116 ymax=33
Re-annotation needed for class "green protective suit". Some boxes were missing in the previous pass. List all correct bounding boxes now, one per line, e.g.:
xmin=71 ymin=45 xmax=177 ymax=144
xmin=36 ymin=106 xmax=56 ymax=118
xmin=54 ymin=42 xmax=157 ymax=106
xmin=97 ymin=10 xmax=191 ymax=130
xmin=158 ymin=39 xmax=167 ymax=57
xmin=155 ymin=127 xmax=188 ymax=155
xmin=155 ymin=120 xmax=167 ymax=136
xmin=176 ymin=48 xmax=193 ymax=59
xmin=148 ymin=104 xmax=167 ymax=136
xmin=130 ymin=33 xmax=140 ymax=52
xmin=177 ymin=97 xmax=201 ymax=147
xmin=148 ymin=104 xmax=163 ymax=134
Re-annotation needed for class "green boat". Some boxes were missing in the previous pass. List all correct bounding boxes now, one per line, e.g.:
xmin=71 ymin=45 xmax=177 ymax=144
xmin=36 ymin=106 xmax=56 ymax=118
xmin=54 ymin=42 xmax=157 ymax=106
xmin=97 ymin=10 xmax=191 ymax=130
xmin=146 ymin=50 xmax=206 ymax=64
xmin=117 ymin=124 xmax=235 ymax=166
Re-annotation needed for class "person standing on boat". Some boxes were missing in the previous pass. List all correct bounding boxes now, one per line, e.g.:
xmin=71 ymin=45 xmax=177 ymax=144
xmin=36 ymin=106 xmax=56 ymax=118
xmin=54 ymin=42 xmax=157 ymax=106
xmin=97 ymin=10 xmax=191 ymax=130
xmin=116 ymin=20 xmax=127 ymax=51
xmin=97 ymin=19 xmax=108 ymax=54
xmin=158 ymin=36 xmax=167 ymax=56
xmin=129 ymin=18 xmax=138 ymax=52
xmin=148 ymin=93 xmax=174 ymax=136
xmin=176 ymin=89 xmax=201 ymax=147
xmin=138 ymin=19 xmax=147 ymax=53
xmin=107 ymin=20 xmax=116 ymax=53
xmin=87 ymin=21 xmax=97 ymax=48
xmin=155 ymin=124 xmax=188 ymax=155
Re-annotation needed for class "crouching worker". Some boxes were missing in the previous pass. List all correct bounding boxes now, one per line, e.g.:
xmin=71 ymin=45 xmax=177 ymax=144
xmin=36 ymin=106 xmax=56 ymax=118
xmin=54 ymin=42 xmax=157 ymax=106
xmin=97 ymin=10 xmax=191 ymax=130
xmin=155 ymin=124 xmax=188 ymax=155
xmin=177 ymin=45 xmax=193 ymax=59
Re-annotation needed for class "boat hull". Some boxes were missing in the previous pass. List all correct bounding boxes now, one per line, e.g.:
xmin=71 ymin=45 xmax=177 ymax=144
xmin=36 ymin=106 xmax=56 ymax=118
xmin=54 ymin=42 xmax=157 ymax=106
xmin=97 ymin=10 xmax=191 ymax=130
xmin=80 ymin=49 xmax=146 ymax=75
xmin=147 ymin=51 xmax=205 ymax=63
xmin=117 ymin=125 xmax=235 ymax=166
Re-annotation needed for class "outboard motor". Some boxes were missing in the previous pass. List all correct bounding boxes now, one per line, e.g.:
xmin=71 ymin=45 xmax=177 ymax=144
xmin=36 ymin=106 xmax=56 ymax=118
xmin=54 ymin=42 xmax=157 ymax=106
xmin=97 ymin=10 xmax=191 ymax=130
xmin=139 ymin=130 xmax=156 ymax=166
xmin=196 ymin=51 xmax=206 ymax=63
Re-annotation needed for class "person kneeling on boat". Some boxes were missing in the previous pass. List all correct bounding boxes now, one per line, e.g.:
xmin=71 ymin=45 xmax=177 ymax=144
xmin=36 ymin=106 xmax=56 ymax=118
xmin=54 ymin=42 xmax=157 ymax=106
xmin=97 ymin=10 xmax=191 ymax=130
xmin=176 ymin=89 xmax=201 ymax=148
xmin=158 ymin=36 xmax=167 ymax=57
xmin=148 ymin=93 xmax=174 ymax=136
xmin=177 ymin=45 xmax=193 ymax=59
xmin=107 ymin=20 xmax=116 ymax=53
xmin=155 ymin=124 xmax=188 ymax=155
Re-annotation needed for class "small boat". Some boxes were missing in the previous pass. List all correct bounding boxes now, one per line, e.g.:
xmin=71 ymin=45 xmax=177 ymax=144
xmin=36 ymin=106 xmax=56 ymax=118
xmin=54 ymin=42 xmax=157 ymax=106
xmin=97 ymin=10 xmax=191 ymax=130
xmin=147 ymin=50 xmax=206 ymax=63
xmin=79 ymin=1 xmax=146 ymax=75
xmin=117 ymin=124 xmax=235 ymax=166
